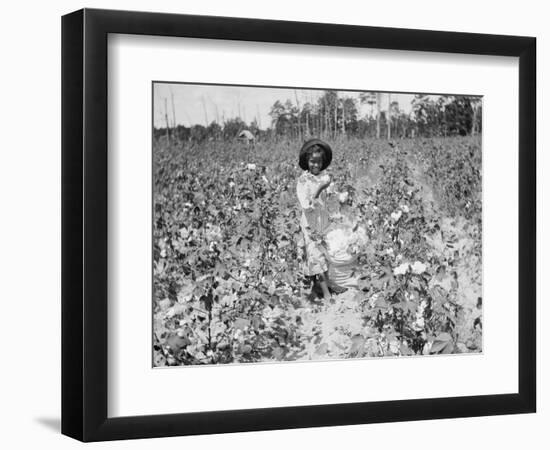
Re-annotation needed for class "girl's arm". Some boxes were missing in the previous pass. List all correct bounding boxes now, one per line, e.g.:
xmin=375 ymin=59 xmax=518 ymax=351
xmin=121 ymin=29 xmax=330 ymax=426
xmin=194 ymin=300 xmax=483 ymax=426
xmin=314 ymin=174 xmax=332 ymax=199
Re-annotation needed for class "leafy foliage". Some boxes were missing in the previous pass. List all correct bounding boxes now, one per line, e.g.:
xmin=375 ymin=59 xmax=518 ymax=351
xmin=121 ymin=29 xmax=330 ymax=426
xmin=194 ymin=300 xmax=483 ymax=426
xmin=153 ymin=136 xmax=482 ymax=366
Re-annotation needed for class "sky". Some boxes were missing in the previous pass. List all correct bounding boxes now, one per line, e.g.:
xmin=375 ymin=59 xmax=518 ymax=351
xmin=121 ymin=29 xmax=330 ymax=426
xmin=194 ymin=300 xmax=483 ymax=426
xmin=153 ymin=83 xmax=421 ymax=130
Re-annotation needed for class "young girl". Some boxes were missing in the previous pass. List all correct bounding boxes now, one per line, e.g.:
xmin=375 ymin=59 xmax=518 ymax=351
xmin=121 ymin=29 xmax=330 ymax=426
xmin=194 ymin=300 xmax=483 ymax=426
xmin=296 ymin=139 xmax=333 ymax=301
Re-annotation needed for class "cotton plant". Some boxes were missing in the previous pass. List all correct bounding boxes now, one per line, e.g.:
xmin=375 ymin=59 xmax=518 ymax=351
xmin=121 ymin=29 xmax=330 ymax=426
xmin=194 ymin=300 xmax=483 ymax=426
xmin=153 ymin=134 xmax=480 ymax=365
xmin=392 ymin=260 xmax=428 ymax=276
xmin=338 ymin=191 xmax=349 ymax=204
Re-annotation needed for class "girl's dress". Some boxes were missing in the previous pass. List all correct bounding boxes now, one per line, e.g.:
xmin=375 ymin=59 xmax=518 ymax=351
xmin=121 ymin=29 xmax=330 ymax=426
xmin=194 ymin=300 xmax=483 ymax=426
xmin=296 ymin=171 xmax=330 ymax=276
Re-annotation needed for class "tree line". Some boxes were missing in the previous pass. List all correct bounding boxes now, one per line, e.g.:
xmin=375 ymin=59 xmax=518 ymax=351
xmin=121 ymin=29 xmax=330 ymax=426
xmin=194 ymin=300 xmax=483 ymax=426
xmin=154 ymin=91 xmax=482 ymax=143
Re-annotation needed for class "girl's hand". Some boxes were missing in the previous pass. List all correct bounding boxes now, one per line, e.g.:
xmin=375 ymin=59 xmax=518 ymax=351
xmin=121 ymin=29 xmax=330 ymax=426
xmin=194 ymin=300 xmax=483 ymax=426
xmin=315 ymin=174 xmax=332 ymax=198
xmin=319 ymin=173 xmax=331 ymax=187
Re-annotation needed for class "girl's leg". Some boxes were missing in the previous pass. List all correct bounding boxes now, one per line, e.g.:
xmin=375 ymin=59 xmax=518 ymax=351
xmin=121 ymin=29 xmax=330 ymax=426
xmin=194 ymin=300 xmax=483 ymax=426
xmin=308 ymin=275 xmax=323 ymax=301
xmin=318 ymin=271 xmax=331 ymax=301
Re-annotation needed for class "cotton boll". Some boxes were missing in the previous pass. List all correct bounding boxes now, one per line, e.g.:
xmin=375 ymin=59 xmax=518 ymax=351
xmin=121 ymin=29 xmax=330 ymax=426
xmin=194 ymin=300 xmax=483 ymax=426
xmin=319 ymin=173 xmax=330 ymax=184
xmin=325 ymin=228 xmax=350 ymax=254
xmin=412 ymin=316 xmax=425 ymax=331
xmin=390 ymin=210 xmax=402 ymax=222
xmin=338 ymin=191 xmax=349 ymax=203
xmin=368 ymin=294 xmax=378 ymax=308
xmin=393 ymin=262 xmax=410 ymax=276
xmin=178 ymin=227 xmax=189 ymax=239
xmin=411 ymin=261 xmax=427 ymax=274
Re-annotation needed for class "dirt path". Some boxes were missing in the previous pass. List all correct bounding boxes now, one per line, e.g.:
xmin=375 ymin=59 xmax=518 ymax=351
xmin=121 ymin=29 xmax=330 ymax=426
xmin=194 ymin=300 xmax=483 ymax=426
xmin=295 ymin=290 xmax=368 ymax=360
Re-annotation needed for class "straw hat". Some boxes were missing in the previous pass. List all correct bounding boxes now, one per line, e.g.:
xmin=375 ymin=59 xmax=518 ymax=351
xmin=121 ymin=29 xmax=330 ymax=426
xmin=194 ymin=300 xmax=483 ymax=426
xmin=298 ymin=138 xmax=333 ymax=171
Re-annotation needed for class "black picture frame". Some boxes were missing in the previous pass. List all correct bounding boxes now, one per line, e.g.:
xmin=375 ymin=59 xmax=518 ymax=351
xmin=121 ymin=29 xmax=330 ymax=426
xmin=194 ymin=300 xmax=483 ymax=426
xmin=62 ymin=8 xmax=536 ymax=442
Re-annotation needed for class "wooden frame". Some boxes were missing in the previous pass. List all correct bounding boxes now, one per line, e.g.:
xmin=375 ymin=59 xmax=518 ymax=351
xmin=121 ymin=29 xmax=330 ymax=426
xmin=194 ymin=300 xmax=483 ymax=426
xmin=62 ymin=8 xmax=536 ymax=442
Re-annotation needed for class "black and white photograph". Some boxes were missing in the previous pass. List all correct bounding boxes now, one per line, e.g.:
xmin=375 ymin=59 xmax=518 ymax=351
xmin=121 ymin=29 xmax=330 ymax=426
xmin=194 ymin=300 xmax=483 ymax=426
xmin=152 ymin=82 xmax=483 ymax=366
xmin=1 ymin=0 xmax=543 ymax=447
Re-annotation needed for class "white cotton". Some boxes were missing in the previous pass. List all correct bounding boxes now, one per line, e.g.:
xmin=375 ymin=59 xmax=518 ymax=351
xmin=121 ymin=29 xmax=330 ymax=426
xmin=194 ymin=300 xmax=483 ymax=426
xmin=319 ymin=173 xmax=330 ymax=184
xmin=411 ymin=261 xmax=427 ymax=274
xmin=393 ymin=262 xmax=410 ymax=276
xmin=338 ymin=191 xmax=349 ymax=203
xmin=324 ymin=224 xmax=369 ymax=289
xmin=390 ymin=210 xmax=403 ymax=222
